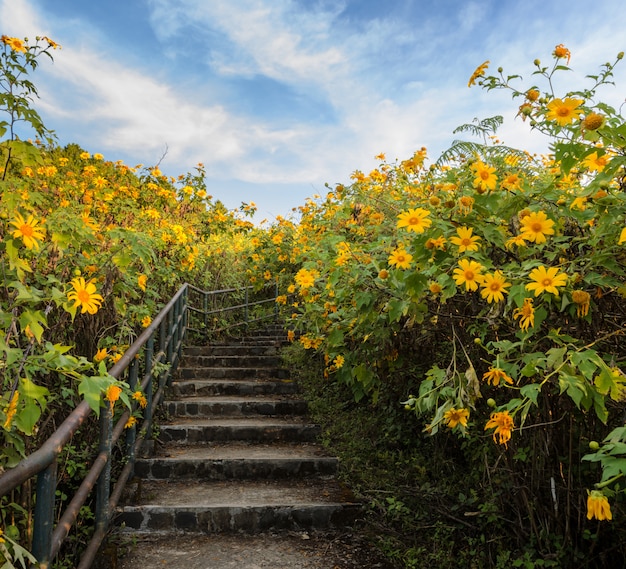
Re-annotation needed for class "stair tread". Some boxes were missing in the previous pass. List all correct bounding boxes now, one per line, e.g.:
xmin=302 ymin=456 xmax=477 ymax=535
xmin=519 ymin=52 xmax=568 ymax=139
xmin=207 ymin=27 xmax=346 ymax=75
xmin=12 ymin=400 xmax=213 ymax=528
xmin=146 ymin=442 xmax=334 ymax=460
xmin=164 ymin=395 xmax=304 ymax=403
xmin=162 ymin=417 xmax=316 ymax=426
xmin=124 ymin=479 xmax=357 ymax=508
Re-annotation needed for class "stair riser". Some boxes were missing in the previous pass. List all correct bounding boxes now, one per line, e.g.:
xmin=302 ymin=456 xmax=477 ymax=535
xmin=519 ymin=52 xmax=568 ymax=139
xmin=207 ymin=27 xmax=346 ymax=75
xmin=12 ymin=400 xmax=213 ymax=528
xmin=133 ymin=458 xmax=338 ymax=480
xmin=184 ymin=346 xmax=281 ymax=357
xmin=116 ymin=504 xmax=359 ymax=533
xmin=181 ymin=355 xmax=282 ymax=368
xmin=159 ymin=425 xmax=321 ymax=444
xmin=165 ymin=400 xmax=308 ymax=417
xmin=171 ymin=382 xmax=299 ymax=397
xmin=177 ymin=367 xmax=290 ymax=380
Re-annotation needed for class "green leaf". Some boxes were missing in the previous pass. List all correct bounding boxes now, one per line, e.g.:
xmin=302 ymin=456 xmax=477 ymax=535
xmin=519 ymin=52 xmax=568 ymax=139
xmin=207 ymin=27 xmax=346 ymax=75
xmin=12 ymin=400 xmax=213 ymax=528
xmin=520 ymin=383 xmax=541 ymax=405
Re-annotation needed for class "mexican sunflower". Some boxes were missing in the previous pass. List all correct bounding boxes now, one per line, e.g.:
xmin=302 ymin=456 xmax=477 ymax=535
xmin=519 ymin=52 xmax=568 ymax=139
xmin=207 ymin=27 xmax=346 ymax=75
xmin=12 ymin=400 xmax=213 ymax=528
xmin=546 ymin=97 xmax=584 ymax=126
xmin=450 ymin=226 xmax=481 ymax=253
xmin=587 ymin=491 xmax=612 ymax=521
xmin=480 ymin=271 xmax=510 ymax=303
xmin=472 ymin=161 xmax=498 ymax=192
xmin=520 ymin=211 xmax=555 ymax=244
xmin=67 ymin=277 xmax=104 ymax=314
xmin=513 ymin=298 xmax=535 ymax=332
xmin=443 ymin=408 xmax=469 ymax=429
xmin=485 ymin=410 xmax=514 ymax=446
xmin=453 ymin=259 xmax=484 ymax=291
xmin=468 ymin=60 xmax=489 ymax=87
xmin=525 ymin=266 xmax=567 ymax=297
xmin=482 ymin=367 xmax=514 ymax=387
xmin=397 ymin=208 xmax=432 ymax=233
xmin=10 ymin=212 xmax=46 ymax=249
xmin=388 ymin=247 xmax=413 ymax=269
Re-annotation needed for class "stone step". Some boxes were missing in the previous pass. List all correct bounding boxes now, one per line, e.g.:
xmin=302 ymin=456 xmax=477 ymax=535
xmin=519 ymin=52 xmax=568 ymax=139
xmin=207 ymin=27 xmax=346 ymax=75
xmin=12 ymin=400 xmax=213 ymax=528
xmin=170 ymin=379 xmax=299 ymax=397
xmin=134 ymin=442 xmax=338 ymax=480
xmin=116 ymin=479 xmax=359 ymax=534
xmin=180 ymin=354 xmax=283 ymax=368
xmin=184 ymin=344 xmax=282 ymax=357
xmin=177 ymin=366 xmax=290 ymax=380
xmin=159 ymin=417 xmax=321 ymax=444
xmin=164 ymin=396 xmax=308 ymax=417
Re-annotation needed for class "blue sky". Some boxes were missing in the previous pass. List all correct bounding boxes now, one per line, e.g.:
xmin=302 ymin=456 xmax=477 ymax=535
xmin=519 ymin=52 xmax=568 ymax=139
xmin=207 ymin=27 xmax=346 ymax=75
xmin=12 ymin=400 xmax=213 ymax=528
xmin=2 ymin=0 xmax=625 ymax=223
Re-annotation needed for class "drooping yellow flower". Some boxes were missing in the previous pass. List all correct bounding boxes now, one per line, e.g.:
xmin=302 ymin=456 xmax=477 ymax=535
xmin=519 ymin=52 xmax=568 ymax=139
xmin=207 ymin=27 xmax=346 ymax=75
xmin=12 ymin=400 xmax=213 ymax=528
xmin=450 ymin=226 xmax=481 ymax=253
xmin=425 ymin=236 xmax=446 ymax=251
xmin=546 ymin=97 xmax=584 ymax=126
xmin=453 ymin=259 xmax=484 ymax=292
xmin=67 ymin=277 xmax=104 ymax=314
xmin=480 ymin=271 xmax=510 ymax=304
xmin=520 ymin=211 xmax=555 ymax=244
xmin=513 ymin=298 xmax=535 ymax=332
xmin=458 ymin=196 xmax=474 ymax=214
xmin=505 ymin=234 xmax=528 ymax=249
xmin=525 ymin=265 xmax=568 ymax=297
xmin=572 ymin=290 xmax=591 ymax=317
xmin=472 ymin=161 xmax=498 ymax=192
xmin=482 ymin=367 xmax=514 ymax=387
xmin=501 ymin=173 xmax=522 ymax=192
xmin=587 ymin=491 xmax=612 ymax=521
xmin=105 ymin=384 xmax=122 ymax=410
xmin=137 ymin=274 xmax=147 ymax=292
xmin=1 ymin=35 xmax=27 ymax=53
xmin=3 ymin=391 xmax=19 ymax=430
xmin=443 ymin=408 xmax=469 ymax=429
xmin=388 ymin=247 xmax=413 ymax=270
xmin=552 ymin=43 xmax=571 ymax=65
xmin=485 ymin=410 xmax=514 ymax=447
xmin=125 ymin=416 xmax=137 ymax=429
xmin=94 ymin=348 xmax=108 ymax=363
xmin=287 ymin=330 xmax=295 ymax=342
xmin=468 ymin=60 xmax=489 ymax=87
xmin=397 ymin=208 xmax=432 ymax=233
xmin=10 ymin=212 xmax=46 ymax=249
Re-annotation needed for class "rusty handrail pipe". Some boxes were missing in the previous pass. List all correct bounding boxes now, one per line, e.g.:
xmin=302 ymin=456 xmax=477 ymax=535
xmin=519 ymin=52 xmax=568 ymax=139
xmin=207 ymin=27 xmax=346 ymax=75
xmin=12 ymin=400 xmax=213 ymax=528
xmin=0 ymin=284 xmax=188 ymax=497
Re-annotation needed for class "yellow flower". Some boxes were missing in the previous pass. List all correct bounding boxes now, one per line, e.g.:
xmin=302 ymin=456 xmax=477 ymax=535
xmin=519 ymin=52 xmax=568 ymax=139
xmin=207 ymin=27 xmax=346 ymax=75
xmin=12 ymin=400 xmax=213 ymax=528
xmin=582 ymin=151 xmax=610 ymax=172
xmin=378 ymin=269 xmax=389 ymax=280
xmin=1 ymin=35 xmax=26 ymax=53
xmin=505 ymin=234 xmax=527 ymax=249
xmin=480 ymin=271 xmax=511 ymax=303
xmin=425 ymin=236 xmax=446 ymax=251
xmin=443 ymin=407 xmax=469 ymax=429
xmin=80 ymin=152 xmax=91 ymax=159
xmin=429 ymin=282 xmax=443 ymax=295
xmin=397 ymin=208 xmax=432 ymax=234
xmin=105 ymin=384 xmax=122 ymax=410
xmin=388 ymin=247 xmax=413 ymax=270
xmin=587 ymin=491 xmax=612 ymax=521
xmin=520 ymin=211 xmax=555 ymax=244
xmin=525 ymin=89 xmax=540 ymax=102
xmin=10 ymin=212 xmax=46 ymax=249
xmin=287 ymin=330 xmax=295 ymax=342
xmin=458 ymin=196 xmax=474 ymax=214
xmin=513 ymin=298 xmax=535 ymax=332
xmin=472 ymin=161 xmax=498 ymax=192
xmin=125 ymin=416 xmax=137 ymax=429
xmin=450 ymin=226 xmax=481 ymax=253
xmin=295 ymin=268 xmax=317 ymax=289
xmin=552 ymin=43 xmax=571 ymax=65
xmin=94 ymin=348 xmax=108 ymax=363
xmin=485 ymin=410 xmax=514 ymax=447
xmin=525 ymin=265 xmax=567 ymax=297
xmin=619 ymin=227 xmax=626 ymax=245
xmin=333 ymin=355 xmax=345 ymax=369
xmin=3 ymin=391 xmax=19 ymax=430
xmin=468 ymin=60 xmax=489 ymax=87
xmin=546 ymin=97 xmax=584 ymax=126
xmin=132 ymin=390 xmax=148 ymax=409
xmin=137 ymin=274 xmax=147 ymax=292
xmin=67 ymin=277 xmax=104 ymax=314
xmin=501 ymin=173 xmax=522 ymax=192
xmin=482 ymin=367 xmax=514 ymax=387
xmin=572 ymin=290 xmax=591 ymax=317
xmin=453 ymin=258 xmax=484 ymax=292
xmin=141 ymin=316 xmax=152 ymax=328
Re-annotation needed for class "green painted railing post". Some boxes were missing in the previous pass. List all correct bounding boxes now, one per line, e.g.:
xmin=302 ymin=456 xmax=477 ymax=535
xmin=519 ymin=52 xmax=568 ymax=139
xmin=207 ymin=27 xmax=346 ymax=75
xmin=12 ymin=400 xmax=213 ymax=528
xmin=244 ymin=287 xmax=249 ymax=325
xmin=202 ymin=290 xmax=208 ymax=341
xmin=144 ymin=336 xmax=155 ymax=445
xmin=95 ymin=402 xmax=112 ymax=533
xmin=125 ymin=357 xmax=139 ymax=476
xmin=32 ymin=460 xmax=57 ymax=567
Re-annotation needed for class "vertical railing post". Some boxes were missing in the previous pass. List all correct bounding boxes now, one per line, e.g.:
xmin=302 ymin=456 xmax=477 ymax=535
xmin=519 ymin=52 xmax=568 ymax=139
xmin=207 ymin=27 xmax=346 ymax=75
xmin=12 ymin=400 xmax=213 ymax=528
xmin=32 ymin=460 xmax=57 ymax=568
xmin=203 ymin=290 xmax=208 ymax=341
xmin=165 ymin=306 xmax=174 ymax=387
xmin=144 ymin=335 xmax=155 ymax=446
xmin=125 ymin=357 xmax=139 ymax=477
xmin=95 ymin=402 xmax=112 ymax=534
xmin=274 ymin=281 xmax=279 ymax=320
xmin=244 ymin=287 xmax=249 ymax=325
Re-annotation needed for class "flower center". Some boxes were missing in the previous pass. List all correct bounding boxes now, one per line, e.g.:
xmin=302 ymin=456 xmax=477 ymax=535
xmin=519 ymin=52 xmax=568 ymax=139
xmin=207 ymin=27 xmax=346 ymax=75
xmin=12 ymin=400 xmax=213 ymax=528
xmin=531 ymin=222 xmax=543 ymax=232
xmin=480 ymin=171 xmax=490 ymax=180
xmin=19 ymin=224 xmax=34 ymax=237
xmin=542 ymin=278 xmax=552 ymax=287
xmin=77 ymin=290 xmax=91 ymax=303
xmin=409 ymin=217 xmax=419 ymax=225
xmin=557 ymin=106 xmax=570 ymax=117
xmin=465 ymin=270 xmax=474 ymax=280
xmin=461 ymin=238 xmax=471 ymax=246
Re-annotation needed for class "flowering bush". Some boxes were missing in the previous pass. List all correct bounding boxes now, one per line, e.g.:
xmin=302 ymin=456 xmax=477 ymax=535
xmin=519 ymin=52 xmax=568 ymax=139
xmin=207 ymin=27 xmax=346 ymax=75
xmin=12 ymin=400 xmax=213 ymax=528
xmin=268 ymin=45 xmax=626 ymax=560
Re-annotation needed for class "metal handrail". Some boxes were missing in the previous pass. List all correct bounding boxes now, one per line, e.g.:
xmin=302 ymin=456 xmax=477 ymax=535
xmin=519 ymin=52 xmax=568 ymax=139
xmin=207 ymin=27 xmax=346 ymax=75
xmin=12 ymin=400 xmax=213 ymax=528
xmin=0 ymin=281 xmax=280 ymax=568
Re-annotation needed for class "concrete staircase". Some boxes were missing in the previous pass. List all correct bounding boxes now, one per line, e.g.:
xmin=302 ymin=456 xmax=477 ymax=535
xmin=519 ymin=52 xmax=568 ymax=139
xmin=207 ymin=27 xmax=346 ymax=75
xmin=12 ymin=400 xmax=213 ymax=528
xmin=115 ymin=326 xmax=359 ymax=536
